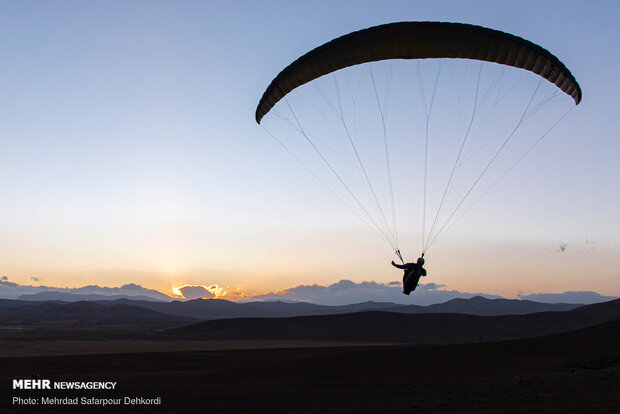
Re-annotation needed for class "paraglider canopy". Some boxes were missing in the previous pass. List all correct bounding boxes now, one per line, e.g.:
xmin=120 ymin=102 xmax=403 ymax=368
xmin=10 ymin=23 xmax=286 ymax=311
xmin=256 ymin=21 xmax=581 ymax=124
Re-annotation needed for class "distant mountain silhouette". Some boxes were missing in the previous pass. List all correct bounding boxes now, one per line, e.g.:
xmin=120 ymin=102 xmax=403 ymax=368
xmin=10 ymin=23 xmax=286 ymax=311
xmin=0 ymin=296 xmax=586 ymax=325
xmin=518 ymin=291 xmax=618 ymax=304
xmin=167 ymin=299 xmax=620 ymax=344
xmin=97 ymin=298 xmax=401 ymax=320
xmin=0 ymin=280 xmax=174 ymax=301
xmin=381 ymin=296 xmax=581 ymax=315
xmin=70 ymin=283 xmax=174 ymax=301
xmin=94 ymin=296 xmax=582 ymax=320
xmin=0 ymin=301 xmax=196 ymax=325
xmin=17 ymin=291 xmax=167 ymax=302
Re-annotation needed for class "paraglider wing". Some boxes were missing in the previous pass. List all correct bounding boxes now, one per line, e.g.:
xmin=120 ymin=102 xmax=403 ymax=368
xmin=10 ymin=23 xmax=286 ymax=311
xmin=256 ymin=21 xmax=581 ymax=123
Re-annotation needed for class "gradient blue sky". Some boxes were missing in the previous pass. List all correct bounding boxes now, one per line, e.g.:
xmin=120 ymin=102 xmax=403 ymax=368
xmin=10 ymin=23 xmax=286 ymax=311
xmin=0 ymin=1 xmax=618 ymax=298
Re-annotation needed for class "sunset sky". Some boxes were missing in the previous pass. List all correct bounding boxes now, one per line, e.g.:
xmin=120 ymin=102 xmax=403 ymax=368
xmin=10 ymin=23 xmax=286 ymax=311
xmin=0 ymin=1 xmax=618 ymax=300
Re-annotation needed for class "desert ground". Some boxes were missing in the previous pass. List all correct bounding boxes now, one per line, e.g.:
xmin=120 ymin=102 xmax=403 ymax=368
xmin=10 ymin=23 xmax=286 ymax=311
xmin=1 ymin=318 xmax=618 ymax=413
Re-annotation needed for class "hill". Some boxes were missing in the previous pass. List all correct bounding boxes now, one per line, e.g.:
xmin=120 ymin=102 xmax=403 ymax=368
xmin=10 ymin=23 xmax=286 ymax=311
xmin=167 ymin=299 xmax=620 ymax=344
xmin=0 ymin=301 xmax=197 ymax=325
xmin=383 ymin=295 xmax=580 ymax=315
xmin=2 ymin=310 xmax=618 ymax=413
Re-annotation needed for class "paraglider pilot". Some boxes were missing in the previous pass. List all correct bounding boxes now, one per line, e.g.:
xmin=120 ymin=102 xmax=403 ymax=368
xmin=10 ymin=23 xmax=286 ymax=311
xmin=392 ymin=253 xmax=427 ymax=295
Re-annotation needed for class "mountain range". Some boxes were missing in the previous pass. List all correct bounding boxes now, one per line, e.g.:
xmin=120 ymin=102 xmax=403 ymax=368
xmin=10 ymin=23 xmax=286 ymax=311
xmin=167 ymin=299 xmax=620 ymax=344
xmin=0 ymin=295 xmax=619 ymax=350
xmin=1 ymin=295 xmax=583 ymax=324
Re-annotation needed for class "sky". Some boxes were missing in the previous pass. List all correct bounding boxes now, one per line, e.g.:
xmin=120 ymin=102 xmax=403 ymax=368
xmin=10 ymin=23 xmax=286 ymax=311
xmin=0 ymin=0 xmax=618 ymax=301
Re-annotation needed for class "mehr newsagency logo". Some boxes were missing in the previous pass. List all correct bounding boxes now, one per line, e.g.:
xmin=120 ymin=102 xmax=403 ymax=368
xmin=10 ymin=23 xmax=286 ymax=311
xmin=12 ymin=379 xmax=161 ymax=407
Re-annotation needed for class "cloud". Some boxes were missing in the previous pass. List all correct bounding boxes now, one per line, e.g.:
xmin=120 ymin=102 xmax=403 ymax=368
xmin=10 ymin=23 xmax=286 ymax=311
xmin=220 ymin=286 xmax=248 ymax=300
xmin=517 ymin=291 xmax=618 ymax=304
xmin=420 ymin=282 xmax=447 ymax=290
xmin=249 ymin=279 xmax=503 ymax=306
xmin=176 ymin=285 xmax=215 ymax=300
xmin=250 ymin=281 xmax=617 ymax=306
xmin=172 ymin=284 xmax=247 ymax=300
